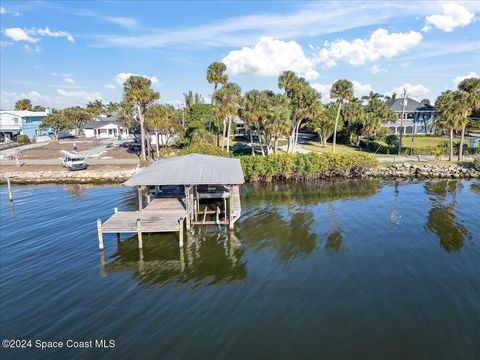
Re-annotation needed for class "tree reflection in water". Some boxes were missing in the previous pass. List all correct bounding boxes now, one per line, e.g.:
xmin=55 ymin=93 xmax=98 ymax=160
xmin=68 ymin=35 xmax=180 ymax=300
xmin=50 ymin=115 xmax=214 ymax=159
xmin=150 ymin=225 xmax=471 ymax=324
xmin=239 ymin=180 xmax=380 ymax=258
xmin=424 ymin=180 xmax=472 ymax=253
xmin=102 ymin=229 xmax=246 ymax=286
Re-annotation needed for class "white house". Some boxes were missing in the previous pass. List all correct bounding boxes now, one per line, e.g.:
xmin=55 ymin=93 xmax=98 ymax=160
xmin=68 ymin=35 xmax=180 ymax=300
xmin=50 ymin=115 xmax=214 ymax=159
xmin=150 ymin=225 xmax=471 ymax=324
xmin=83 ymin=116 xmax=130 ymax=139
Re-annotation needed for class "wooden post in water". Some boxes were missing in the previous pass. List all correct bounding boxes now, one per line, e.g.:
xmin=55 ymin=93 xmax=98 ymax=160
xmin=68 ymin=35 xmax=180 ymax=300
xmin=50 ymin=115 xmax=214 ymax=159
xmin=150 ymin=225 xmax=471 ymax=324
xmin=147 ymin=194 xmax=151 ymax=204
xmin=216 ymin=206 xmax=220 ymax=225
xmin=137 ymin=186 xmax=143 ymax=211
xmin=202 ymin=206 xmax=208 ymax=224
xmin=223 ymin=197 xmax=227 ymax=221
xmin=97 ymin=218 xmax=104 ymax=251
xmin=137 ymin=219 xmax=143 ymax=249
xmin=178 ymin=218 xmax=184 ymax=248
xmin=7 ymin=177 xmax=13 ymax=202
xmin=229 ymin=190 xmax=234 ymax=230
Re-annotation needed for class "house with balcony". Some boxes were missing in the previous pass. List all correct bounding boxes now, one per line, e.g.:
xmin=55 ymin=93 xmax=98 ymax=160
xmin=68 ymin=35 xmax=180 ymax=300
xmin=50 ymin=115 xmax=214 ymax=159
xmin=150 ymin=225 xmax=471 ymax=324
xmin=0 ymin=110 xmax=50 ymax=142
xmin=384 ymin=97 xmax=436 ymax=135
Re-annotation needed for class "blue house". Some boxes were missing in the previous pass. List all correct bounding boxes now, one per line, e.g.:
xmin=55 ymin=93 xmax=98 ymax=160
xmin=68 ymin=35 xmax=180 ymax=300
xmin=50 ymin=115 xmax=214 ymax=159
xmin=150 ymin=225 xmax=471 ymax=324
xmin=0 ymin=110 xmax=50 ymax=141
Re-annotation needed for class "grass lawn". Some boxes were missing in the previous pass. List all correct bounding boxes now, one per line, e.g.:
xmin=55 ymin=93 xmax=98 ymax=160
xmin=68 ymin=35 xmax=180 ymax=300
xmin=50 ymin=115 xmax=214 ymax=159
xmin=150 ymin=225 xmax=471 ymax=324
xmin=303 ymin=141 xmax=361 ymax=154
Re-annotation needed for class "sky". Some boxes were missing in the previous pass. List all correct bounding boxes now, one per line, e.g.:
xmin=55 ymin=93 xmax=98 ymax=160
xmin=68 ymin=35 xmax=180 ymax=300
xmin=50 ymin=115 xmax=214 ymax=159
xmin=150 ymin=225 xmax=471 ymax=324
xmin=1 ymin=0 xmax=479 ymax=110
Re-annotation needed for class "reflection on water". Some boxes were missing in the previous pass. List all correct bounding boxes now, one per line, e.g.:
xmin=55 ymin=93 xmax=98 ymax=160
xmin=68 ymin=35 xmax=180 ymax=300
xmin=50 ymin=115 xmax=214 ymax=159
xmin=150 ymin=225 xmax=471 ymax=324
xmin=102 ymin=229 xmax=246 ymax=286
xmin=1 ymin=180 xmax=479 ymax=359
xmin=424 ymin=181 xmax=472 ymax=252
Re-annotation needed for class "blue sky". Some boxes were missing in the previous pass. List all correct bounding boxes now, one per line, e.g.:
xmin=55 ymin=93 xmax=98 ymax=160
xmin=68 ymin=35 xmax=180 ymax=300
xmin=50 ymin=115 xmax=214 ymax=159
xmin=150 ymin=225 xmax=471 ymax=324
xmin=1 ymin=0 xmax=479 ymax=109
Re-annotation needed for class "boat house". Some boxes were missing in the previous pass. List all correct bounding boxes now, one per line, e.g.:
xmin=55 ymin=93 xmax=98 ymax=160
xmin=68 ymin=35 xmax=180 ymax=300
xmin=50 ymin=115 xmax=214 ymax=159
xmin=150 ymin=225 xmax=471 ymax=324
xmin=96 ymin=154 xmax=245 ymax=251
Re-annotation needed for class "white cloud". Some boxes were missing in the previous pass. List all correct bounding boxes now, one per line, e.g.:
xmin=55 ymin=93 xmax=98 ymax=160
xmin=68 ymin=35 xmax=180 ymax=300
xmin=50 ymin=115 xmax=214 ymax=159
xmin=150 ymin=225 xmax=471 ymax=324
xmin=4 ymin=28 xmax=40 ymax=43
xmin=23 ymin=44 xmax=41 ymax=53
xmin=391 ymin=83 xmax=431 ymax=99
xmin=37 ymin=27 xmax=75 ymax=42
xmin=312 ymin=80 xmax=372 ymax=100
xmin=55 ymin=89 xmax=103 ymax=104
xmin=107 ymin=72 xmax=159 ymax=89
xmin=369 ymin=65 xmax=387 ymax=74
xmin=0 ymin=7 xmax=21 ymax=16
xmin=104 ymin=17 xmax=138 ymax=28
xmin=315 ymin=28 xmax=422 ymax=67
xmin=64 ymin=77 xmax=75 ymax=84
xmin=351 ymin=81 xmax=373 ymax=95
xmin=223 ymin=36 xmax=319 ymax=79
xmin=93 ymin=2 xmax=444 ymax=49
xmin=453 ymin=72 xmax=479 ymax=85
xmin=422 ymin=3 xmax=474 ymax=32
xmin=1 ymin=89 xmax=102 ymax=109
xmin=4 ymin=27 xmax=74 ymax=44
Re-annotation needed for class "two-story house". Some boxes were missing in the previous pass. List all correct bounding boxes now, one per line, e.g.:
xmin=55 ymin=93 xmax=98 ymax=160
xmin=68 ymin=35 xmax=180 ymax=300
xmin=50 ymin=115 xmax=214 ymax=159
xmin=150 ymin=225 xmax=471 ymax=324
xmin=0 ymin=110 xmax=50 ymax=142
xmin=384 ymin=97 xmax=436 ymax=135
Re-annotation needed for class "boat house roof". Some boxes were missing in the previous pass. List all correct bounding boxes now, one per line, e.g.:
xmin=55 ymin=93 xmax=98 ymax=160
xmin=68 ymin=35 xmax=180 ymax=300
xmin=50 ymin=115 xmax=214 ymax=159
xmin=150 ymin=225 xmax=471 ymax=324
xmin=124 ymin=154 xmax=245 ymax=186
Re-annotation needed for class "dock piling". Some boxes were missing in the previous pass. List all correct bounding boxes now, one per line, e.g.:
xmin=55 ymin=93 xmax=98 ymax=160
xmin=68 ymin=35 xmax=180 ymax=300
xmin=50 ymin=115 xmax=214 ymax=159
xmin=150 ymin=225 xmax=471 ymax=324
xmin=136 ymin=218 xmax=143 ymax=249
xmin=216 ymin=206 xmax=220 ymax=225
xmin=179 ymin=218 xmax=184 ymax=248
xmin=97 ymin=218 xmax=104 ymax=251
xmin=7 ymin=177 xmax=13 ymax=202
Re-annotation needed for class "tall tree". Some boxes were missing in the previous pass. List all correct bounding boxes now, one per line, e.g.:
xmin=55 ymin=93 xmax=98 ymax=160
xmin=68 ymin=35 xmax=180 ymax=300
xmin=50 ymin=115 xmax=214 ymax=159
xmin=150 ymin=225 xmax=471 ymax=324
xmin=146 ymin=104 xmax=179 ymax=157
xmin=263 ymin=93 xmax=291 ymax=154
xmin=242 ymin=90 xmax=266 ymax=155
xmin=123 ymin=76 xmax=160 ymax=161
xmin=32 ymin=105 xmax=46 ymax=112
xmin=15 ymin=99 xmax=32 ymax=110
xmin=40 ymin=112 xmax=72 ymax=136
xmin=213 ymin=82 xmax=241 ymax=153
xmin=63 ymin=107 xmax=93 ymax=133
xmin=86 ymin=99 xmax=105 ymax=115
xmin=435 ymin=91 xmax=463 ymax=161
xmin=278 ymin=71 xmax=321 ymax=152
xmin=207 ymin=62 xmax=228 ymax=102
xmin=456 ymin=77 xmax=480 ymax=161
xmin=309 ymin=103 xmax=335 ymax=147
xmin=341 ymin=99 xmax=365 ymax=145
xmin=330 ymin=79 xmax=353 ymax=153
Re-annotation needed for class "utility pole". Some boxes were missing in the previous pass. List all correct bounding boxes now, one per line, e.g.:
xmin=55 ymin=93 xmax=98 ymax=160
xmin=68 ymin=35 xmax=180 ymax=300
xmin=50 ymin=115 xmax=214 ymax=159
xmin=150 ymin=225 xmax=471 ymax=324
xmin=398 ymin=88 xmax=407 ymax=155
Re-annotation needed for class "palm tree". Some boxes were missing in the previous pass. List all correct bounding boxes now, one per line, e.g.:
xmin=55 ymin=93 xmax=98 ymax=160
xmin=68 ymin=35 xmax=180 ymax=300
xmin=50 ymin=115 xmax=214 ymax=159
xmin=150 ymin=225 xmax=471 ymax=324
xmin=242 ymin=90 xmax=264 ymax=155
xmin=457 ymin=78 xmax=480 ymax=161
xmin=330 ymin=79 xmax=353 ymax=153
xmin=207 ymin=62 xmax=228 ymax=132
xmin=278 ymin=70 xmax=297 ymax=97
xmin=123 ymin=76 xmax=160 ymax=161
xmin=435 ymin=91 xmax=462 ymax=161
xmin=207 ymin=62 xmax=228 ymax=102
xmin=213 ymin=83 xmax=241 ymax=153
xmin=264 ymin=94 xmax=291 ymax=154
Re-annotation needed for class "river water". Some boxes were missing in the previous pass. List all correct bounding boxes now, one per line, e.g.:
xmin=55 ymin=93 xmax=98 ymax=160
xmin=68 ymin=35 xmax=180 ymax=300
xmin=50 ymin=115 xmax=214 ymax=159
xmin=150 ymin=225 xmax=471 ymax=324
xmin=0 ymin=180 xmax=479 ymax=359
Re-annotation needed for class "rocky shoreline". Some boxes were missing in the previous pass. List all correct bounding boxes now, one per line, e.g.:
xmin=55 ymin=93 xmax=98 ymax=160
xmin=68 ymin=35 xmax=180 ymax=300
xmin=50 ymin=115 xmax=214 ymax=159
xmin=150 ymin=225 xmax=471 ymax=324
xmin=1 ymin=164 xmax=479 ymax=184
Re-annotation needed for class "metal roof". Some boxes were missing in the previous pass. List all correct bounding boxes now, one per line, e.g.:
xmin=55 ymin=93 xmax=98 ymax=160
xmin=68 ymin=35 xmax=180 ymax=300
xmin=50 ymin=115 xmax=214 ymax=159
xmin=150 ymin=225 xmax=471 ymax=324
xmin=124 ymin=154 xmax=245 ymax=186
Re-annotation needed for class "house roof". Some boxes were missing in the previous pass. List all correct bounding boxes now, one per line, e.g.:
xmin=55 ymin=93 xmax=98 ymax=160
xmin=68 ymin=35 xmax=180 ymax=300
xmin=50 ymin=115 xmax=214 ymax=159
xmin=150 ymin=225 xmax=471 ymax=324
xmin=83 ymin=120 xmax=120 ymax=129
xmin=124 ymin=154 xmax=245 ymax=186
xmin=388 ymin=97 xmax=421 ymax=113
xmin=0 ymin=110 xmax=48 ymax=118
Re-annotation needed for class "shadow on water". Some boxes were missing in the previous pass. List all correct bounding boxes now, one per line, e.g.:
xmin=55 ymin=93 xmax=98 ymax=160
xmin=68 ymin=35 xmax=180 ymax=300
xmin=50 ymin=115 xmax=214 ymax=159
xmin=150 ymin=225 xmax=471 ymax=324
xmin=101 ymin=228 xmax=246 ymax=286
xmin=424 ymin=180 xmax=472 ymax=252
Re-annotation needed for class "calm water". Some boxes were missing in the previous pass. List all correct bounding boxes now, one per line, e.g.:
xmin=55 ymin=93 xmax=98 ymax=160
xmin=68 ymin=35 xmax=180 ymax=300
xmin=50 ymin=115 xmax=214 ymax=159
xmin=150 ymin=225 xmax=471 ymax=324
xmin=0 ymin=180 xmax=479 ymax=359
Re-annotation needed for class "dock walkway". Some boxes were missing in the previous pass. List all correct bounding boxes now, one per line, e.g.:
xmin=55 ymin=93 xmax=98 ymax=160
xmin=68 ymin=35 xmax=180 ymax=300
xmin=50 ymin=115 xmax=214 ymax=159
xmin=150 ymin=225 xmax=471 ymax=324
xmin=97 ymin=198 xmax=187 ymax=250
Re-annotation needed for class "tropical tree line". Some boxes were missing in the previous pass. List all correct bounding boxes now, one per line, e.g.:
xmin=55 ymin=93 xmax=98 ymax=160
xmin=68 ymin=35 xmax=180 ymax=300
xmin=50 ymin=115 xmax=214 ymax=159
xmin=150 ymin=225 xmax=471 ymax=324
xmin=34 ymin=61 xmax=479 ymax=163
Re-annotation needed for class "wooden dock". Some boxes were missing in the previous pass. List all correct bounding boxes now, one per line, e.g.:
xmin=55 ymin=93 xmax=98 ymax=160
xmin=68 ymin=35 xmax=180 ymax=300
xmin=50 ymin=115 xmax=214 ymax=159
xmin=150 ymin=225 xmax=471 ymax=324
xmin=97 ymin=198 xmax=187 ymax=251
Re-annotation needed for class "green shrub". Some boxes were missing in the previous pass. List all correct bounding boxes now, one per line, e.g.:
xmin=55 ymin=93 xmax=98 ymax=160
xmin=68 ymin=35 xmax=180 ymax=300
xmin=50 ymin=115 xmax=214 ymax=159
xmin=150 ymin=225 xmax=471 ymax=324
xmin=241 ymin=153 xmax=378 ymax=181
xmin=16 ymin=134 xmax=29 ymax=144
xmin=178 ymin=143 xmax=228 ymax=157
xmin=473 ymin=155 xmax=480 ymax=171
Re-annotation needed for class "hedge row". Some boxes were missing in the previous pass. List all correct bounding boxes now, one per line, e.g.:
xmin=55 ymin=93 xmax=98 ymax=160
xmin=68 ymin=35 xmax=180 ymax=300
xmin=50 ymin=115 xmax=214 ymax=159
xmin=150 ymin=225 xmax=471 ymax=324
xmin=240 ymin=153 xmax=379 ymax=181
xmin=361 ymin=139 xmax=476 ymax=156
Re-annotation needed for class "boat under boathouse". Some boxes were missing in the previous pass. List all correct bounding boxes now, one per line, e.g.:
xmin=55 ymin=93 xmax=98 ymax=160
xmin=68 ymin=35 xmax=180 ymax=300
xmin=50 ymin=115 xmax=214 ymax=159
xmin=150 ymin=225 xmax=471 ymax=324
xmin=96 ymin=154 xmax=245 ymax=251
